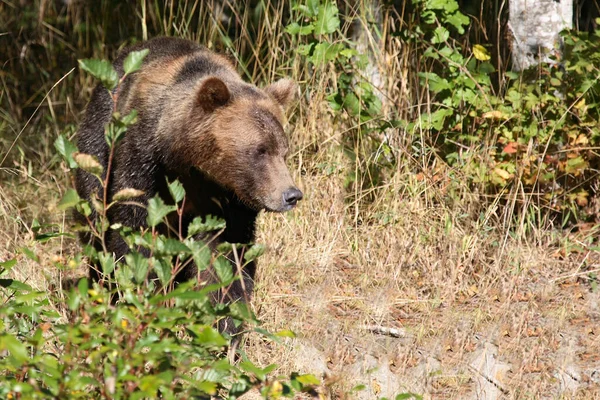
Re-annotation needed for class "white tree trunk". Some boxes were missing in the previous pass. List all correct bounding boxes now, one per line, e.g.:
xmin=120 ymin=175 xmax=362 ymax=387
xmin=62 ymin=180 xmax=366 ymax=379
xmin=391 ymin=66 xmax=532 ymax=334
xmin=509 ymin=0 xmax=573 ymax=71
xmin=351 ymin=2 xmax=389 ymax=110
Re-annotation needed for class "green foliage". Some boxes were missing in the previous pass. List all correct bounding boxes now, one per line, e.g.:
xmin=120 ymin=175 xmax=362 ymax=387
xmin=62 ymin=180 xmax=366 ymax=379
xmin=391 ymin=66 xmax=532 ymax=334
xmin=78 ymin=59 xmax=119 ymax=91
xmin=407 ymin=0 xmax=599 ymax=222
xmin=188 ymin=215 xmax=227 ymax=235
xmin=0 ymin=269 xmax=325 ymax=398
xmin=79 ymin=49 xmax=149 ymax=91
xmin=54 ymin=134 xmax=79 ymax=169
xmin=123 ymin=49 xmax=150 ymax=75
xmin=287 ymin=0 xmax=389 ymax=197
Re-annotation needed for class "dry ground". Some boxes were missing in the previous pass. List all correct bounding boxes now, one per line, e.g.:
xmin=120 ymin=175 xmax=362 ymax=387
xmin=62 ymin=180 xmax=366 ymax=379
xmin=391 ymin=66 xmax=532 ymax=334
xmin=248 ymin=157 xmax=600 ymax=398
xmin=3 ymin=104 xmax=599 ymax=399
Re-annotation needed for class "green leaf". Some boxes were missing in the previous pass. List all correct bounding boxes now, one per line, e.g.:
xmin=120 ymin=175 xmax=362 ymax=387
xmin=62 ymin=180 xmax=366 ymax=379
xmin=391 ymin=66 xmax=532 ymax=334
xmin=326 ymin=92 xmax=343 ymax=111
xmin=167 ymin=179 xmax=185 ymax=204
xmin=125 ymin=252 xmax=149 ymax=283
xmin=19 ymin=247 xmax=39 ymax=263
xmin=58 ymin=189 xmax=81 ymax=211
xmin=285 ymin=22 xmax=314 ymax=36
xmin=187 ymin=239 xmax=211 ymax=272
xmin=297 ymin=43 xmax=315 ymax=56
xmin=295 ymin=374 xmax=320 ymax=385
xmin=77 ymin=277 xmax=89 ymax=298
xmin=54 ymin=134 xmax=78 ymax=168
xmin=0 ymin=334 xmax=28 ymax=366
xmin=153 ymin=257 xmax=172 ymax=287
xmin=196 ymin=381 xmax=218 ymax=396
xmin=78 ymin=59 xmax=119 ymax=90
xmin=565 ymin=156 xmax=588 ymax=174
xmin=213 ymin=255 xmax=233 ymax=283
xmin=120 ymin=109 xmax=138 ymax=126
xmin=445 ymin=12 xmax=470 ymax=34
xmin=146 ymin=196 xmax=176 ymax=227
xmin=239 ymin=361 xmax=268 ymax=381
xmin=310 ymin=42 xmax=345 ymax=65
xmin=396 ymin=393 xmax=423 ymax=400
xmin=421 ymin=108 xmax=454 ymax=131
xmin=98 ymin=252 xmax=115 ymax=275
xmin=123 ymin=49 xmax=149 ymax=75
xmin=156 ymin=237 xmax=190 ymax=256
xmin=314 ymin=2 xmax=340 ymax=35
xmin=348 ymin=384 xmax=366 ymax=394
xmin=229 ymin=301 xmax=254 ymax=322
xmin=216 ymin=242 xmax=238 ymax=253
xmin=307 ymin=0 xmax=320 ymax=15
xmin=195 ymin=326 xmax=227 ymax=347
xmin=419 ymin=72 xmax=451 ymax=93
xmin=293 ymin=0 xmax=319 ymax=17
xmin=431 ymin=26 xmax=449 ymax=44
xmin=187 ymin=215 xmax=226 ymax=235
xmin=274 ymin=329 xmax=296 ymax=338
xmin=343 ymin=92 xmax=361 ymax=116
xmin=0 ymin=258 xmax=18 ymax=273
xmin=244 ymin=244 xmax=265 ymax=262
xmin=35 ymin=231 xmax=74 ymax=243
xmin=340 ymin=48 xmax=358 ymax=58
xmin=0 ymin=279 xmax=33 ymax=291
xmin=67 ymin=287 xmax=81 ymax=310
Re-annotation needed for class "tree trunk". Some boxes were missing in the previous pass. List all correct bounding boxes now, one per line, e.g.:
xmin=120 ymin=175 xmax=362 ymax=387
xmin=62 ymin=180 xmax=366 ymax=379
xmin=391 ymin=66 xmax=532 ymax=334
xmin=509 ymin=0 xmax=573 ymax=71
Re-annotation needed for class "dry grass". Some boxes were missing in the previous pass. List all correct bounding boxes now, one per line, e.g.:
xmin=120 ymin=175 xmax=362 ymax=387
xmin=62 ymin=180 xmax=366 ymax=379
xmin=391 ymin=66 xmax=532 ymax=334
xmin=2 ymin=1 xmax=600 ymax=398
xmin=245 ymin=111 xmax=600 ymax=398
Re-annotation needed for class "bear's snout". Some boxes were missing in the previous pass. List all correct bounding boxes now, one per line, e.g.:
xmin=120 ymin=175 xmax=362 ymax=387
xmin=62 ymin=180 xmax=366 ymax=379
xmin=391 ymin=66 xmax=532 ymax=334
xmin=282 ymin=187 xmax=303 ymax=209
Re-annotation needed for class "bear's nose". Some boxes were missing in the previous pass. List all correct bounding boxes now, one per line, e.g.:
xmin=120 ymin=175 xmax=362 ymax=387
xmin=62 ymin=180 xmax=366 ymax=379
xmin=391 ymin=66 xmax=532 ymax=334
xmin=283 ymin=187 xmax=303 ymax=206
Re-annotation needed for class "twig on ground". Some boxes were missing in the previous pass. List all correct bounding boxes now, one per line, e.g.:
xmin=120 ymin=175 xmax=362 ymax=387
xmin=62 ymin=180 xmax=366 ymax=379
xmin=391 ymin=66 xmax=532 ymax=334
xmin=361 ymin=325 xmax=407 ymax=338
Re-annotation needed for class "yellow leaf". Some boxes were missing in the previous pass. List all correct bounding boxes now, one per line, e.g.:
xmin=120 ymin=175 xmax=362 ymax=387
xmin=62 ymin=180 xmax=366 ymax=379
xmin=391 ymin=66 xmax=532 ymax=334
xmin=467 ymin=284 xmax=479 ymax=297
xmin=574 ymin=134 xmax=589 ymax=146
xmin=113 ymin=188 xmax=145 ymax=201
xmin=493 ymin=168 xmax=512 ymax=180
xmin=483 ymin=110 xmax=508 ymax=120
xmin=269 ymin=381 xmax=283 ymax=398
xmin=73 ymin=152 xmax=103 ymax=175
xmin=574 ymin=98 xmax=586 ymax=110
xmin=372 ymin=380 xmax=381 ymax=395
xmin=473 ymin=44 xmax=491 ymax=61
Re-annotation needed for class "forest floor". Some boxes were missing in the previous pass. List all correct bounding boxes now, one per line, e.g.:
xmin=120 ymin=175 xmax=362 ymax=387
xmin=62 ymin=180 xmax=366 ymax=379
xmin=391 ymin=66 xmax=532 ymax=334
xmin=245 ymin=155 xmax=600 ymax=399
xmin=2 ymin=116 xmax=599 ymax=399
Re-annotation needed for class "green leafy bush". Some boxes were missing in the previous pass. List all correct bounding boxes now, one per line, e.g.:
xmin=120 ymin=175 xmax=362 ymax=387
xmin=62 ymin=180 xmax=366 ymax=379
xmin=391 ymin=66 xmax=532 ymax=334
xmin=408 ymin=0 xmax=599 ymax=223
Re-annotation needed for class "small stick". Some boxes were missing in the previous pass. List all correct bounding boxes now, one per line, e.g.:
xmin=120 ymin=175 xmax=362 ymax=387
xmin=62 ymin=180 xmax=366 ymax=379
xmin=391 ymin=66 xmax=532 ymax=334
xmin=361 ymin=325 xmax=407 ymax=338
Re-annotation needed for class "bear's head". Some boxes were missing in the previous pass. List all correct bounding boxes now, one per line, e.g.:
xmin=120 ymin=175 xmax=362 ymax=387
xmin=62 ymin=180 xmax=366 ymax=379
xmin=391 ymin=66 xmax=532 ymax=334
xmin=183 ymin=76 xmax=303 ymax=212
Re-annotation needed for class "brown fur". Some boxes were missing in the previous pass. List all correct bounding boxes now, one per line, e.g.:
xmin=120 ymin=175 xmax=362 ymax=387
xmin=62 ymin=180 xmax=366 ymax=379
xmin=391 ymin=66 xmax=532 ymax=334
xmin=76 ymin=37 xmax=303 ymax=333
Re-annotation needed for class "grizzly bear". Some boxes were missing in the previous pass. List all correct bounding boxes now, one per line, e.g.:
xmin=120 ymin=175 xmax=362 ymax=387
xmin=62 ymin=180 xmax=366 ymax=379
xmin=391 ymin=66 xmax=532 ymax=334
xmin=75 ymin=37 xmax=302 ymax=326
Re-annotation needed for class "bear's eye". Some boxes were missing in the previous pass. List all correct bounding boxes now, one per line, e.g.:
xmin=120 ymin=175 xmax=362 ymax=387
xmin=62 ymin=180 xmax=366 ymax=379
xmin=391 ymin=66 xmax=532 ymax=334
xmin=256 ymin=146 xmax=268 ymax=157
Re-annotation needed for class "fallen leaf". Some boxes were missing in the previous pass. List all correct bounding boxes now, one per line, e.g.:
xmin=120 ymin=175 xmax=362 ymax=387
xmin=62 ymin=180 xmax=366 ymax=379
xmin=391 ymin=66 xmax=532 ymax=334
xmin=502 ymin=142 xmax=518 ymax=154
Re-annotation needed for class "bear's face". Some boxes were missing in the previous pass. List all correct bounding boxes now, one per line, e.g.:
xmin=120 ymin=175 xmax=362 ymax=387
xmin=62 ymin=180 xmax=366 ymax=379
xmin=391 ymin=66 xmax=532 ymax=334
xmin=191 ymin=77 xmax=303 ymax=212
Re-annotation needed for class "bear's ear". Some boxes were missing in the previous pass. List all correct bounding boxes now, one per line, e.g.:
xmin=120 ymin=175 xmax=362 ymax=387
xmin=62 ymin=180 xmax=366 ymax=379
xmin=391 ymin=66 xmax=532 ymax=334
xmin=265 ymin=78 xmax=298 ymax=110
xmin=196 ymin=77 xmax=230 ymax=112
